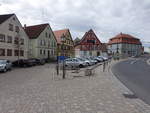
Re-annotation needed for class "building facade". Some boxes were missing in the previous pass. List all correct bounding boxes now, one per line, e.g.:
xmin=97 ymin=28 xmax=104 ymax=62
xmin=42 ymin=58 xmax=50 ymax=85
xmin=25 ymin=24 xmax=57 ymax=60
xmin=108 ymin=33 xmax=143 ymax=58
xmin=54 ymin=29 xmax=74 ymax=59
xmin=0 ymin=14 xmax=29 ymax=61
xmin=75 ymin=29 xmax=105 ymax=58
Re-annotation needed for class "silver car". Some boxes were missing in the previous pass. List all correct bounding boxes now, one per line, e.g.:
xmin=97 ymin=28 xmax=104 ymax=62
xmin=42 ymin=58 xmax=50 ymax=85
xmin=0 ymin=60 xmax=12 ymax=72
xmin=64 ymin=58 xmax=87 ymax=68
xmin=76 ymin=58 xmax=91 ymax=66
xmin=72 ymin=58 xmax=87 ymax=68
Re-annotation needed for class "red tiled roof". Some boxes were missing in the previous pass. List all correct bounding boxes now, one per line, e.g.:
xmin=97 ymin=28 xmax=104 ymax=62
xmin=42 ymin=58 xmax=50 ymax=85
xmin=108 ymin=33 xmax=142 ymax=45
xmin=24 ymin=24 xmax=49 ymax=39
xmin=53 ymin=29 xmax=69 ymax=44
xmin=0 ymin=14 xmax=14 ymax=24
xmin=76 ymin=29 xmax=101 ymax=46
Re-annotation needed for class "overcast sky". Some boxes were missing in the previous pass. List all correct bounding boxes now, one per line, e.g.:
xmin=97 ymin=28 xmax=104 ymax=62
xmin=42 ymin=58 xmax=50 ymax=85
xmin=0 ymin=0 xmax=150 ymax=43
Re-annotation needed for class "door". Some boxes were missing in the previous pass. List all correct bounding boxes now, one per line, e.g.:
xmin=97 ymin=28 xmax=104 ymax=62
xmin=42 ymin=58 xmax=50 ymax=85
xmin=48 ymin=50 xmax=50 ymax=58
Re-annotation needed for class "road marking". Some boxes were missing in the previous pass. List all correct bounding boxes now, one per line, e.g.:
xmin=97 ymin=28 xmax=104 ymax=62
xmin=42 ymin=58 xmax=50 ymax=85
xmin=146 ymin=59 xmax=150 ymax=65
xmin=130 ymin=59 xmax=138 ymax=64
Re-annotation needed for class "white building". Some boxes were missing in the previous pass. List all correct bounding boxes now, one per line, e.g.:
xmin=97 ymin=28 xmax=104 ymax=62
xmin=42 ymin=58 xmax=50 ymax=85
xmin=108 ymin=33 xmax=143 ymax=58
xmin=24 ymin=23 xmax=57 ymax=60
xmin=0 ymin=14 xmax=29 ymax=61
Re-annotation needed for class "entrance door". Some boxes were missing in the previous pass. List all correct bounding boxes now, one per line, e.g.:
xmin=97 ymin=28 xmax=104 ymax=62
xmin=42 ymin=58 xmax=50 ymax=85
xmin=48 ymin=50 xmax=50 ymax=58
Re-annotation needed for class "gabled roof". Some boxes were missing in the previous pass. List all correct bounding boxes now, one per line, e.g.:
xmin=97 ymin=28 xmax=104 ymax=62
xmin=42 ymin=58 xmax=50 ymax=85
xmin=24 ymin=23 xmax=49 ymax=39
xmin=53 ymin=29 xmax=70 ymax=44
xmin=0 ymin=13 xmax=14 ymax=24
xmin=76 ymin=29 xmax=101 ymax=46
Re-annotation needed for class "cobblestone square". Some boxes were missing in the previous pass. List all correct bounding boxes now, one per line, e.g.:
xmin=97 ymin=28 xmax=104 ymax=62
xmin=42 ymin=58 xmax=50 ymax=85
xmin=0 ymin=62 xmax=149 ymax=113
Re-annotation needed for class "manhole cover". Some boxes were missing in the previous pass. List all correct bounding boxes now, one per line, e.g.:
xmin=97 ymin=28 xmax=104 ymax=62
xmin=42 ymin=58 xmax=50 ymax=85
xmin=123 ymin=93 xmax=138 ymax=99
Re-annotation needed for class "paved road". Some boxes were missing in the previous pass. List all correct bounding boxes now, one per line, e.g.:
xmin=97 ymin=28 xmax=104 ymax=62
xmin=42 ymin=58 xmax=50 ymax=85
xmin=112 ymin=55 xmax=150 ymax=105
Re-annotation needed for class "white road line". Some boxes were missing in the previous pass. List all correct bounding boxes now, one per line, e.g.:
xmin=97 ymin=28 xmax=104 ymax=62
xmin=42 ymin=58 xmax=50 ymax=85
xmin=130 ymin=59 xmax=139 ymax=65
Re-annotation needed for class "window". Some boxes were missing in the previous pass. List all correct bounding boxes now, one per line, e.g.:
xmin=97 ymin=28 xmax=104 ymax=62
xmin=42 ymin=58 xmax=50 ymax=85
xmin=14 ymin=37 xmax=19 ymax=44
xmin=0 ymin=34 xmax=5 ymax=42
xmin=43 ymin=50 xmax=46 ymax=55
xmin=20 ymin=39 xmax=24 ymax=45
xmin=15 ymin=26 xmax=19 ymax=33
xmin=20 ymin=50 xmax=24 ymax=56
xmin=9 ymin=24 xmax=13 ymax=31
xmin=7 ymin=49 xmax=12 ymax=56
xmin=40 ymin=49 xmax=42 ymax=55
xmin=7 ymin=36 xmax=12 ymax=43
xmin=13 ymin=17 xmax=15 ymax=21
xmin=43 ymin=40 xmax=46 ymax=46
xmin=45 ymin=32 xmax=48 ymax=37
xmin=14 ymin=50 xmax=19 ymax=56
xmin=0 ymin=49 xmax=5 ymax=56
xmin=40 ymin=40 xmax=43 ymax=46
xmin=87 ymin=39 xmax=95 ymax=44
xmin=49 ymin=34 xmax=51 ymax=38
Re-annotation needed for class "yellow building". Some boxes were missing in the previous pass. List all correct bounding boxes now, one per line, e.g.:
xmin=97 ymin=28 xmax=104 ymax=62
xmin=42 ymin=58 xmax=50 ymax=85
xmin=54 ymin=29 xmax=74 ymax=59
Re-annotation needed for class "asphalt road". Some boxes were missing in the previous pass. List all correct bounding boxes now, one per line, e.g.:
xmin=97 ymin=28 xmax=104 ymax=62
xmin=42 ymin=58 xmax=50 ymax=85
xmin=112 ymin=55 xmax=150 ymax=105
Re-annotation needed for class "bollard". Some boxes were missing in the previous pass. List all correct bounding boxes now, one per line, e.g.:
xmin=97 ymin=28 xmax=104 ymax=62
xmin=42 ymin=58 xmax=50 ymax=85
xmin=103 ymin=61 xmax=106 ymax=72
xmin=56 ymin=64 xmax=59 ymax=75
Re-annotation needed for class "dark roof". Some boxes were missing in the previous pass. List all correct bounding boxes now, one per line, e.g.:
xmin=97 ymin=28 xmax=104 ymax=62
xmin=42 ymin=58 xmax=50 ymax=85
xmin=0 ymin=14 xmax=14 ymax=24
xmin=24 ymin=24 xmax=49 ymax=39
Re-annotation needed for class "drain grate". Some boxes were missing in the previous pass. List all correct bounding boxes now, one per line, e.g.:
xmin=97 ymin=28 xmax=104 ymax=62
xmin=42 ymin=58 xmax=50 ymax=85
xmin=123 ymin=93 xmax=138 ymax=99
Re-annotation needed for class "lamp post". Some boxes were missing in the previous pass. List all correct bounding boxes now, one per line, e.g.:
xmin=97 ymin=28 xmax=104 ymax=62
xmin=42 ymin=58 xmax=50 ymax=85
xmin=61 ymin=34 xmax=66 ymax=79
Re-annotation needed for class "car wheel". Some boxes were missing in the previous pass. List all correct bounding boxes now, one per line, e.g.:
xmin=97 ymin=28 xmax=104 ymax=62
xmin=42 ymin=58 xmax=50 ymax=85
xmin=79 ymin=64 xmax=83 ymax=68
xmin=9 ymin=67 xmax=12 ymax=71
xmin=3 ymin=67 xmax=7 ymax=72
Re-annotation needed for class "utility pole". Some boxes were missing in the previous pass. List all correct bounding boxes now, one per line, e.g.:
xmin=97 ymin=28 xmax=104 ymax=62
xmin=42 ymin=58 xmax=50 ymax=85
xmin=61 ymin=34 xmax=66 ymax=79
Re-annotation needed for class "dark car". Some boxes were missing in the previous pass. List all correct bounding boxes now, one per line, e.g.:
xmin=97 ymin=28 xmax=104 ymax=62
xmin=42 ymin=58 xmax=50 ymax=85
xmin=29 ymin=58 xmax=45 ymax=65
xmin=12 ymin=59 xmax=33 ymax=67
xmin=27 ymin=59 xmax=37 ymax=66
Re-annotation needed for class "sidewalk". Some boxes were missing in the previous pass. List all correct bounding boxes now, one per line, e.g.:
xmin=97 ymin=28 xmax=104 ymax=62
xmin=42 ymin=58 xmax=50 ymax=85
xmin=51 ymin=60 xmax=150 ymax=113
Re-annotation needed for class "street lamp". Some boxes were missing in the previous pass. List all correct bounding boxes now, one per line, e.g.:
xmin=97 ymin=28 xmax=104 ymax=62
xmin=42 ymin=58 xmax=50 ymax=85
xmin=61 ymin=34 xmax=66 ymax=79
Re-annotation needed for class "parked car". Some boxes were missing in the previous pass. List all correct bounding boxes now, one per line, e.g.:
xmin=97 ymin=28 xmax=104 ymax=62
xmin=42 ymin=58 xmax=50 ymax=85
xmin=86 ymin=57 xmax=97 ymax=64
xmin=28 ymin=58 xmax=45 ymax=65
xmin=73 ymin=58 xmax=88 ymax=67
xmin=76 ymin=57 xmax=91 ymax=66
xmin=64 ymin=58 xmax=87 ymax=68
xmin=64 ymin=58 xmax=74 ymax=68
xmin=98 ymin=56 xmax=108 ymax=61
xmin=34 ymin=58 xmax=45 ymax=65
xmin=27 ymin=59 xmax=37 ymax=66
xmin=0 ymin=60 xmax=12 ymax=72
xmin=93 ymin=57 xmax=103 ymax=62
xmin=13 ymin=59 xmax=34 ymax=67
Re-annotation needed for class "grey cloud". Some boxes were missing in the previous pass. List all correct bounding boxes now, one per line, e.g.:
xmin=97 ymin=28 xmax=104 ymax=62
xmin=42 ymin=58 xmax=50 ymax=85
xmin=0 ymin=0 xmax=150 ymax=42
